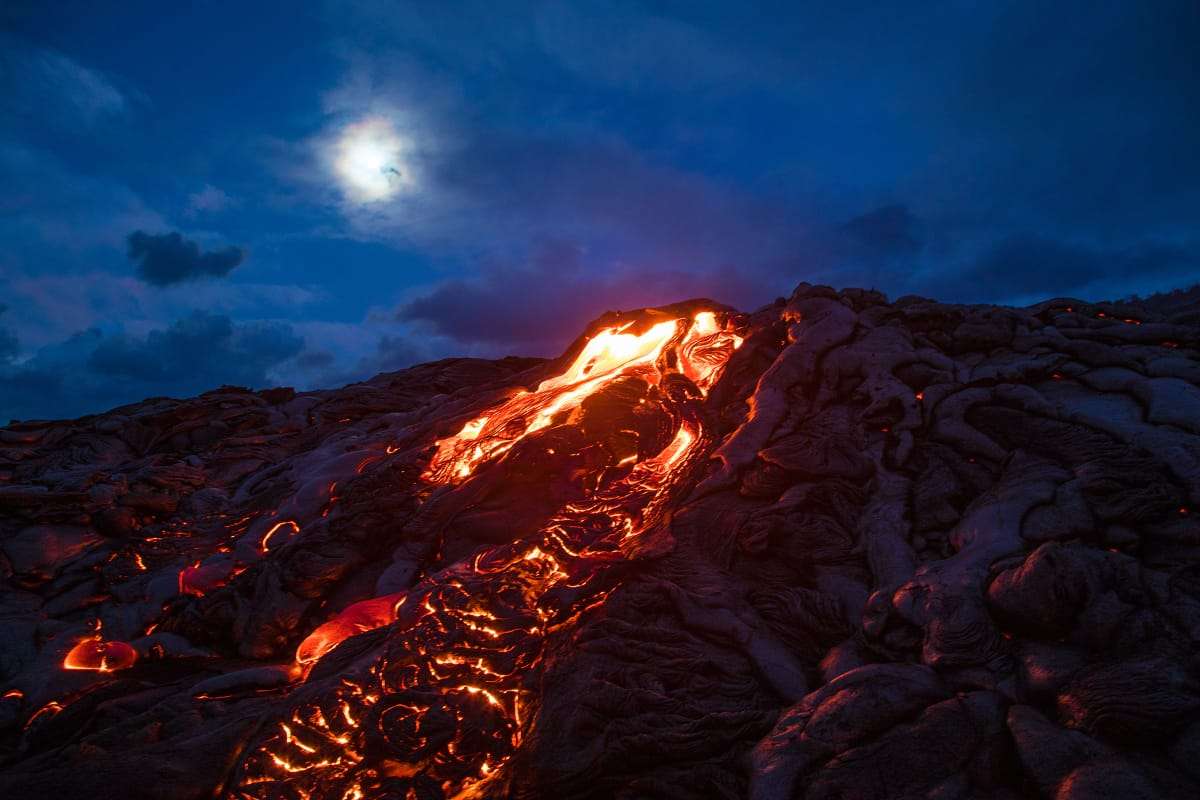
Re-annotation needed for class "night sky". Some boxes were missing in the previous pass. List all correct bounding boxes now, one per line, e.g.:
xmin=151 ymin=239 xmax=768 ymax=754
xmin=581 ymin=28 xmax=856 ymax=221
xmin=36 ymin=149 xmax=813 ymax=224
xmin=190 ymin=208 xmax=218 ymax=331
xmin=2 ymin=1 xmax=1198 ymax=422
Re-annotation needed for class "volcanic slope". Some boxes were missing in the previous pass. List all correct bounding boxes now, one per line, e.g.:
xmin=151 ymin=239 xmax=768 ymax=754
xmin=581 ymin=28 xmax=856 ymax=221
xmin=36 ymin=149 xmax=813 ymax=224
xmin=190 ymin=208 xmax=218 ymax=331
xmin=2 ymin=284 xmax=1200 ymax=799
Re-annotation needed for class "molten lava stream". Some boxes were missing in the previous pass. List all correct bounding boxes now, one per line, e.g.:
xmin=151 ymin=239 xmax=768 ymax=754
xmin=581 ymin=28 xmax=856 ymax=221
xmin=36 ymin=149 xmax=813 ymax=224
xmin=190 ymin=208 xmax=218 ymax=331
xmin=425 ymin=311 xmax=735 ymax=483
xmin=231 ymin=311 xmax=741 ymax=800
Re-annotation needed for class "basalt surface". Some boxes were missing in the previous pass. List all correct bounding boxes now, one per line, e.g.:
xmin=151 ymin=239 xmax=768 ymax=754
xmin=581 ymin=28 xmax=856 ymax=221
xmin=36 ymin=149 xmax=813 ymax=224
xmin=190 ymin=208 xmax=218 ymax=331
xmin=2 ymin=285 xmax=1200 ymax=799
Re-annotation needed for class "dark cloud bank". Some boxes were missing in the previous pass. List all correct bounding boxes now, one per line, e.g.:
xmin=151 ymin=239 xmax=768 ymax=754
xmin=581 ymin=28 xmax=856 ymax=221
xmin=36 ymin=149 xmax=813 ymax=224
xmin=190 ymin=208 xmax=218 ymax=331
xmin=383 ymin=1 xmax=1200 ymax=353
xmin=936 ymin=236 xmax=1200 ymax=302
xmin=127 ymin=230 xmax=245 ymax=286
xmin=0 ymin=311 xmax=301 ymax=423
xmin=399 ymin=239 xmax=759 ymax=355
xmin=396 ymin=212 xmax=1200 ymax=358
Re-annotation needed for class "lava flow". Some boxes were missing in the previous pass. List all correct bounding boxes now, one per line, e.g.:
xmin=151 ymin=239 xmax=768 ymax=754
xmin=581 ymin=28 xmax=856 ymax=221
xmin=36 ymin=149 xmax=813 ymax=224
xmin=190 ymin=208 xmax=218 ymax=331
xmin=10 ymin=287 xmax=1200 ymax=800
xmin=230 ymin=309 xmax=742 ymax=800
xmin=425 ymin=310 xmax=738 ymax=483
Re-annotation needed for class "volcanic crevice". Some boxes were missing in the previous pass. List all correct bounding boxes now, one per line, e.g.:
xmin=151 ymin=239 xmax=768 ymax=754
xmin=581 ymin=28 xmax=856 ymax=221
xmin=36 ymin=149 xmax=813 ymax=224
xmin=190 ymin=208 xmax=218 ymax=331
xmin=2 ymin=285 xmax=1200 ymax=799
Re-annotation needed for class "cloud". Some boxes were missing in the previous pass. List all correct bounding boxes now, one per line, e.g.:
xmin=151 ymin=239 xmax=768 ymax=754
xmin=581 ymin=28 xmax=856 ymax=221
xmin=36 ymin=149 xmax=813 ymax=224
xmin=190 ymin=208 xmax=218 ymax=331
xmin=840 ymin=204 xmax=923 ymax=258
xmin=290 ymin=333 xmax=422 ymax=389
xmin=0 ymin=143 xmax=164 ymax=256
xmin=0 ymin=35 xmax=127 ymax=128
xmin=126 ymin=230 xmax=246 ymax=286
xmin=326 ymin=1 xmax=778 ymax=94
xmin=5 ymin=0 xmax=1199 ymax=422
xmin=930 ymin=235 xmax=1200 ymax=305
xmin=399 ymin=238 xmax=762 ymax=355
xmin=268 ymin=318 xmax=433 ymax=391
xmin=289 ymin=81 xmax=813 ymax=289
xmin=0 ymin=304 xmax=19 ymax=364
xmin=315 ymin=0 xmax=1200 ymax=307
xmin=281 ymin=38 xmax=799 ymax=264
xmin=184 ymin=184 xmax=236 ymax=217
xmin=1 ymin=267 xmax=323 ymax=358
xmin=0 ymin=311 xmax=303 ymax=422
xmin=532 ymin=2 xmax=773 ymax=91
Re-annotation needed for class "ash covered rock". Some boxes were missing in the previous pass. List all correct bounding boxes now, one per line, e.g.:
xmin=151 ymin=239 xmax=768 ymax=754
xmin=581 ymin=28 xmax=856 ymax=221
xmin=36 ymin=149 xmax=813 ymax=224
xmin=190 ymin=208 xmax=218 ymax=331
xmin=1 ymin=286 xmax=1198 ymax=799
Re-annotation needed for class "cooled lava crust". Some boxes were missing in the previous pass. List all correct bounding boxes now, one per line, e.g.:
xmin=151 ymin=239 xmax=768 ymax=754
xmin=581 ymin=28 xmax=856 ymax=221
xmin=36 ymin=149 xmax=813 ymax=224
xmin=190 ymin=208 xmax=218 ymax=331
xmin=3 ymin=284 xmax=1200 ymax=799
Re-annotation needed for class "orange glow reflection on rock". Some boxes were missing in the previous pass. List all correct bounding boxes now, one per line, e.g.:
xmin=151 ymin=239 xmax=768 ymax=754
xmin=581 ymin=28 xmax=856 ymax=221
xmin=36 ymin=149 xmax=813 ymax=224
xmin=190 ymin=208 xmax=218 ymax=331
xmin=63 ymin=638 xmax=138 ymax=672
xmin=178 ymin=558 xmax=236 ymax=597
xmin=178 ymin=560 xmax=205 ymax=596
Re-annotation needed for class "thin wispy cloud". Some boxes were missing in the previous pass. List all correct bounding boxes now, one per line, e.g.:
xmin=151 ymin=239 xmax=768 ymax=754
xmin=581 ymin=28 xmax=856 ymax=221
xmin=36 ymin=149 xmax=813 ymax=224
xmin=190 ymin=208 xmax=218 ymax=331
xmin=0 ymin=35 xmax=130 ymax=129
xmin=185 ymin=184 xmax=237 ymax=217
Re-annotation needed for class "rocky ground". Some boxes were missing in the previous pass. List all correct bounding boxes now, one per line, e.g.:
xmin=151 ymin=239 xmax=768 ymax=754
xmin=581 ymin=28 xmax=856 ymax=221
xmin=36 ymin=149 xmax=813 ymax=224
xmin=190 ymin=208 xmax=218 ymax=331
xmin=2 ymin=284 xmax=1199 ymax=799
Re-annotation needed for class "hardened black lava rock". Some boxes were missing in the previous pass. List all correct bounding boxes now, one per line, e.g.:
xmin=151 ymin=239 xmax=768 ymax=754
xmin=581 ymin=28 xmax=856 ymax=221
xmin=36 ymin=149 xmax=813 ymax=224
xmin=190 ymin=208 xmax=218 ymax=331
xmin=1 ymin=284 xmax=1199 ymax=799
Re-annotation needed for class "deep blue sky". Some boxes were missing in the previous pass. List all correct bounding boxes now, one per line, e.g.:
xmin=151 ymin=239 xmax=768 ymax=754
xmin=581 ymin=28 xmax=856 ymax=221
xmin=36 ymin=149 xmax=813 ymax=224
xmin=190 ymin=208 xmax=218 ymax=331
xmin=2 ymin=1 xmax=1198 ymax=421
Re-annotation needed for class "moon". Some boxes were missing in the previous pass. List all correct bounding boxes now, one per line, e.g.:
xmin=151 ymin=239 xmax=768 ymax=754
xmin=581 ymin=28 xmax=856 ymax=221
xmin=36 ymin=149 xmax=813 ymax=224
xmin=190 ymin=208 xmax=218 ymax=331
xmin=332 ymin=118 xmax=409 ymax=202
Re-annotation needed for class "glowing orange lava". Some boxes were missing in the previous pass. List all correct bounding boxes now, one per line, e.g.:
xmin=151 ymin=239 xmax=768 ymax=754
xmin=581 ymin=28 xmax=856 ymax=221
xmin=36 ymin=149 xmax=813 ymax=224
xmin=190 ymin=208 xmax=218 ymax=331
xmin=234 ymin=308 xmax=743 ymax=800
xmin=426 ymin=310 xmax=741 ymax=483
xmin=63 ymin=638 xmax=138 ymax=672
xmin=295 ymin=592 xmax=407 ymax=667
xmin=261 ymin=519 xmax=301 ymax=552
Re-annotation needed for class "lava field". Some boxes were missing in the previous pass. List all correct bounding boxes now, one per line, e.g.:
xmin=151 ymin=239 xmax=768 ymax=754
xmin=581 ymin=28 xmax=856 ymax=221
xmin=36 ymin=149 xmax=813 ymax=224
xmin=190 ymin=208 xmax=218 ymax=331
xmin=2 ymin=284 xmax=1200 ymax=799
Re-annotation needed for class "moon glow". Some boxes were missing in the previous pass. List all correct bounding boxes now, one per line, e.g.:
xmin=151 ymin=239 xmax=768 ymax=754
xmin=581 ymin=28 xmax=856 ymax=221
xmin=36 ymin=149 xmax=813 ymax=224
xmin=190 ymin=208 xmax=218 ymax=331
xmin=332 ymin=118 xmax=409 ymax=202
